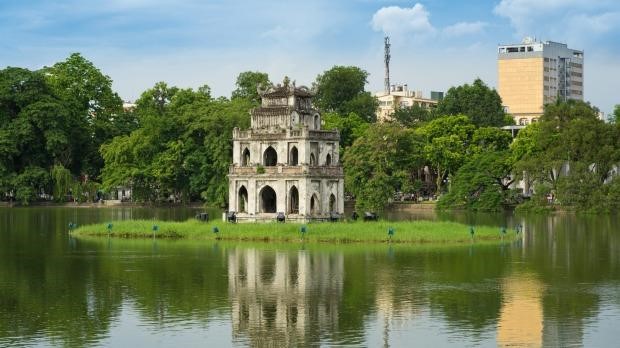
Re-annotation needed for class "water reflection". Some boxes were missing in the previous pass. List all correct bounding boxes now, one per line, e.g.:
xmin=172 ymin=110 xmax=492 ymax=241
xmin=0 ymin=207 xmax=619 ymax=347
xmin=228 ymin=248 xmax=343 ymax=346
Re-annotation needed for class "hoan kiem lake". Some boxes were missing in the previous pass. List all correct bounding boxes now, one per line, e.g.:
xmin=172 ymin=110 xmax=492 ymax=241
xmin=0 ymin=206 xmax=619 ymax=347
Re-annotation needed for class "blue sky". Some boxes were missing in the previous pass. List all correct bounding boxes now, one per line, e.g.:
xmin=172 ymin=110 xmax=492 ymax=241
xmin=1 ymin=0 xmax=619 ymax=114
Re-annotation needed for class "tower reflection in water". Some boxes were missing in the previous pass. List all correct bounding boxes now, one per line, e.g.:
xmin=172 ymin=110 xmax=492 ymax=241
xmin=228 ymin=248 xmax=343 ymax=346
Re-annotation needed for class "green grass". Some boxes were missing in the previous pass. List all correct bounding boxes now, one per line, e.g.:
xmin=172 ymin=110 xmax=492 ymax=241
xmin=72 ymin=219 xmax=516 ymax=244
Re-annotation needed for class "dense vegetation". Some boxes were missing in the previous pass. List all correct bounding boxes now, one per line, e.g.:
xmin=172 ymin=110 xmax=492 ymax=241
xmin=73 ymin=219 xmax=514 ymax=244
xmin=2 ymin=54 xmax=619 ymax=212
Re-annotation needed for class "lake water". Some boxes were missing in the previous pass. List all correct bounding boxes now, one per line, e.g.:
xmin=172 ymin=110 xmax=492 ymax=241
xmin=0 ymin=207 xmax=618 ymax=347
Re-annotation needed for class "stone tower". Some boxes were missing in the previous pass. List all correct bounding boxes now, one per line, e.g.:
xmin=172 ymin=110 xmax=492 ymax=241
xmin=228 ymin=79 xmax=344 ymax=222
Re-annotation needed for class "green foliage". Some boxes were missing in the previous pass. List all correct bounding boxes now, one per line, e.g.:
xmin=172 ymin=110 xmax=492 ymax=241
xmin=614 ymin=105 xmax=620 ymax=124
xmin=343 ymin=123 xmax=424 ymax=211
xmin=51 ymin=165 xmax=73 ymax=202
xmin=314 ymin=66 xmax=378 ymax=122
xmin=100 ymin=82 xmax=252 ymax=206
xmin=391 ymin=104 xmax=435 ymax=127
xmin=12 ymin=166 xmax=50 ymax=205
xmin=437 ymin=79 xmax=507 ymax=127
xmin=322 ymin=112 xmax=369 ymax=149
xmin=438 ymin=151 xmax=517 ymax=211
xmin=73 ymin=219 xmax=515 ymax=244
xmin=416 ymin=115 xmax=476 ymax=192
xmin=231 ymin=71 xmax=270 ymax=104
xmin=512 ymin=100 xmax=620 ymax=212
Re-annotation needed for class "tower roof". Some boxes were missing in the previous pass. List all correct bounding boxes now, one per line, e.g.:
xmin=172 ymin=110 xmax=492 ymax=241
xmin=258 ymin=79 xmax=314 ymax=99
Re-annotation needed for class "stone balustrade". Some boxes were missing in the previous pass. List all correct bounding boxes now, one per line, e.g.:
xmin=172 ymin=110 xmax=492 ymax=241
xmin=229 ymin=164 xmax=343 ymax=177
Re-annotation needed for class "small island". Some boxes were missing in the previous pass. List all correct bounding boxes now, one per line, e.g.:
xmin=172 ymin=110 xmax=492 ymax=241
xmin=71 ymin=219 xmax=515 ymax=244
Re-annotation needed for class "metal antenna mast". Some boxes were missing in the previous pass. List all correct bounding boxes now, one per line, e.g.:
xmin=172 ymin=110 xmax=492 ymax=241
xmin=384 ymin=36 xmax=391 ymax=95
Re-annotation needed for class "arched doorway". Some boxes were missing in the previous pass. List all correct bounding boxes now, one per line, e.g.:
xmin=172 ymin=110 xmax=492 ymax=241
xmin=313 ymin=115 xmax=320 ymax=130
xmin=288 ymin=186 xmax=299 ymax=214
xmin=325 ymin=153 xmax=332 ymax=166
xmin=310 ymin=194 xmax=320 ymax=215
xmin=289 ymin=146 xmax=298 ymax=165
xmin=259 ymin=186 xmax=277 ymax=213
xmin=238 ymin=186 xmax=248 ymax=213
xmin=263 ymin=146 xmax=277 ymax=166
xmin=329 ymin=193 xmax=336 ymax=212
xmin=242 ymin=148 xmax=250 ymax=166
xmin=310 ymin=153 xmax=316 ymax=166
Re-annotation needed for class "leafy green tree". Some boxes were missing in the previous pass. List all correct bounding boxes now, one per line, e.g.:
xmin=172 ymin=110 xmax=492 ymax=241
xmin=322 ymin=112 xmax=369 ymax=149
xmin=614 ymin=105 xmax=620 ymax=124
xmin=391 ymin=104 xmax=435 ymax=127
xmin=51 ymin=165 xmax=73 ymax=202
xmin=231 ymin=71 xmax=270 ymax=104
xmin=12 ymin=166 xmax=50 ymax=205
xmin=471 ymin=127 xmax=512 ymax=153
xmin=416 ymin=115 xmax=476 ymax=192
xmin=437 ymin=79 xmax=507 ymax=127
xmin=438 ymin=150 xmax=516 ymax=211
xmin=314 ymin=66 xmax=378 ymax=122
xmin=343 ymin=123 xmax=424 ymax=211
xmin=513 ymin=100 xmax=620 ymax=211
xmin=44 ymin=53 xmax=124 ymax=177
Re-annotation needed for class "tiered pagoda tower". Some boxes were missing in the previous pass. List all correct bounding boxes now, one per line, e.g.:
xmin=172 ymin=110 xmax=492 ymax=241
xmin=228 ymin=79 xmax=344 ymax=222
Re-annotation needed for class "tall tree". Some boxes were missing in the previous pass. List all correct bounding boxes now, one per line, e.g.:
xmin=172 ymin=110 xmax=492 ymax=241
xmin=437 ymin=78 xmax=507 ymax=127
xmin=416 ymin=115 xmax=476 ymax=192
xmin=343 ymin=123 xmax=424 ymax=211
xmin=314 ymin=66 xmax=378 ymax=122
xmin=231 ymin=71 xmax=270 ymax=104
xmin=43 ymin=53 xmax=125 ymax=178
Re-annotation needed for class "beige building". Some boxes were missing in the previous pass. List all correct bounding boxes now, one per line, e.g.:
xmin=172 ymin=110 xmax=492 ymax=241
xmin=375 ymin=84 xmax=441 ymax=122
xmin=498 ymin=38 xmax=584 ymax=125
xmin=228 ymin=80 xmax=344 ymax=222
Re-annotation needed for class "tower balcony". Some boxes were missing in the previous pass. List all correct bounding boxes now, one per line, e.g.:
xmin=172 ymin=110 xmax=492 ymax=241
xmin=233 ymin=127 xmax=339 ymax=141
xmin=229 ymin=164 xmax=343 ymax=177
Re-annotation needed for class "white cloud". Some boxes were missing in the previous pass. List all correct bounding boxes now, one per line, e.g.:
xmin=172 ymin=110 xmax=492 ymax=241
xmin=371 ymin=4 xmax=435 ymax=38
xmin=443 ymin=21 xmax=487 ymax=37
xmin=568 ymin=12 xmax=620 ymax=34
xmin=493 ymin=0 xmax=614 ymax=36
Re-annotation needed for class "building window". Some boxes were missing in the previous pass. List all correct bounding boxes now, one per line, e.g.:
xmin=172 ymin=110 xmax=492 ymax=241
xmin=242 ymin=148 xmax=250 ymax=166
xmin=238 ymin=186 xmax=248 ymax=213
xmin=310 ymin=194 xmax=320 ymax=215
xmin=289 ymin=186 xmax=299 ymax=214
xmin=519 ymin=118 xmax=528 ymax=125
xmin=329 ymin=194 xmax=336 ymax=212
xmin=259 ymin=186 xmax=277 ymax=213
xmin=325 ymin=153 xmax=332 ymax=166
xmin=289 ymin=146 xmax=298 ymax=166
xmin=263 ymin=146 xmax=277 ymax=166
xmin=310 ymin=153 xmax=316 ymax=166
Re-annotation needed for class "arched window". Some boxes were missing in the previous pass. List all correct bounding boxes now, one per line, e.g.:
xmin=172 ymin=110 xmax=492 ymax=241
xmin=290 ymin=146 xmax=298 ymax=166
xmin=259 ymin=186 xmax=277 ymax=213
xmin=263 ymin=146 xmax=277 ymax=166
xmin=313 ymin=115 xmax=320 ymax=130
xmin=325 ymin=153 xmax=332 ymax=166
xmin=310 ymin=194 xmax=320 ymax=215
xmin=289 ymin=186 xmax=299 ymax=214
xmin=310 ymin=153 xmax=316 ymax=166
xmin=329 ymin=194 xmax=336 ymax=212
xmin=238 ymin=186 xmax=248 ymax=213
xmin=531 ymin=118 xmax=538 ymax=123
xmin=519 ymin=118 xmax=528 ymax=125
xmin=242 ymin=148 xmax=250 ymax=166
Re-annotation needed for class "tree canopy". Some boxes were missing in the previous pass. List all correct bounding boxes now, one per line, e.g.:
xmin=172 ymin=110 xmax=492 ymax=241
xmin=437 ymin=78 xmax=507 ymax=127
xmin=313 ymin=66 xmax=378 ymax=122
xmin=231 ymin=71 xmax=271 ymax=104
